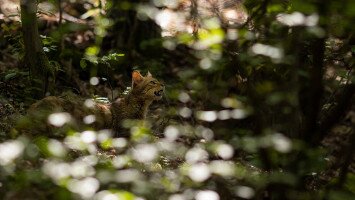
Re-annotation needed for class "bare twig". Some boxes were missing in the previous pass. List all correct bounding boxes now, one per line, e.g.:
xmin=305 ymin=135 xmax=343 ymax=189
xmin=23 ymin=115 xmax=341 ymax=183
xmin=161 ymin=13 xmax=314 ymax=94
xmin=58 ymin=0 xmax=63 ymax=26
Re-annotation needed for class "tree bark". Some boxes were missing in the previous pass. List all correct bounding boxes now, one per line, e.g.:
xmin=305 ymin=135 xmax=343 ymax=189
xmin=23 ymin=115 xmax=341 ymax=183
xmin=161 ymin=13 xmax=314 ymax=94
xmin=20 ymin=0 xmax=51 ymax=98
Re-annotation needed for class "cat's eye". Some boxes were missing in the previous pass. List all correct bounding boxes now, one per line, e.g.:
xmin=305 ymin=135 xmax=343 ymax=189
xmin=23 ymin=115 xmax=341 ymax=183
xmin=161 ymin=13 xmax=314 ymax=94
xmin=150 ymin=81 xmax=157 ymax=84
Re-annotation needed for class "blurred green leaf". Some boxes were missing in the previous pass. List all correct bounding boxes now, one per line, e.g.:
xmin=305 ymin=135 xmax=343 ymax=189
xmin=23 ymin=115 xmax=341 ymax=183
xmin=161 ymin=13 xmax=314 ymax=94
xmin=4 ymin=72 xmax=17 ymax=81
xmin=329 ymin=190 xmax=355 ymax=200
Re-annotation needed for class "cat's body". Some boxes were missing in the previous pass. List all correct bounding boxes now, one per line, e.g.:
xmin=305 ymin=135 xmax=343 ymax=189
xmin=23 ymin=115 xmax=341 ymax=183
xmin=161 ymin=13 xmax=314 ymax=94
xmin=111 ymin=71 xmax=164 ymax=133
xmin=22 ymin=71 xmax=164 ymax=137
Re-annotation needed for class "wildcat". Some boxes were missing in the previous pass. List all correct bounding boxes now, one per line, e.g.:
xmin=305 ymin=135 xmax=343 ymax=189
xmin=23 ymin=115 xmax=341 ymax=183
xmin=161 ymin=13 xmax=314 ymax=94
xmin=21 ymin=71 xmax=164 ymax=137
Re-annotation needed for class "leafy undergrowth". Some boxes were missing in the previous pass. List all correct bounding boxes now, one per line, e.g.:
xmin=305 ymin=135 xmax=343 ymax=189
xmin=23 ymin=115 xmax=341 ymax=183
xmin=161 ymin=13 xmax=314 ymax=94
xmin=0 ymin=70 xmax=354 ymax=200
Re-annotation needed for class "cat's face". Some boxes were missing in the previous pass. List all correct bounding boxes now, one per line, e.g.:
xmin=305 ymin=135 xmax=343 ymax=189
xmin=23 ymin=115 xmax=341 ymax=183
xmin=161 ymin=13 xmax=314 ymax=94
xmin=131 ymin=71 xmax=165 ymax=101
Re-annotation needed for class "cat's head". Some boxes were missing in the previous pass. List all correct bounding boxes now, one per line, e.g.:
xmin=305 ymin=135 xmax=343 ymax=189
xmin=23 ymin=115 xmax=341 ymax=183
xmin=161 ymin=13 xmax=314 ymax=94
xmin=131 ymin=70 xmax=165 ymax=101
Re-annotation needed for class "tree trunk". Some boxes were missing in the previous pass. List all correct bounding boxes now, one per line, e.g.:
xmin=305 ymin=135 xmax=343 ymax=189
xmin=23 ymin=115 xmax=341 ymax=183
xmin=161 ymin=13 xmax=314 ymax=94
xmin=20 ymin=0 xmax=51 ymax=98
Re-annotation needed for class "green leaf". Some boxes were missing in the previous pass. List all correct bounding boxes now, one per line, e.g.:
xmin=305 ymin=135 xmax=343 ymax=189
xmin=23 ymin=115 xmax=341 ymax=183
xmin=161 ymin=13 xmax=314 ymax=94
xmin=268 ymin=4 xmax=285 ymax=13
xmin=345 ymin=173 xmax=355 ymax=193
xmin=43 ymin=47 xmax=50 ymax=52
xmin=86 ymin=46 xmax=99 ymax=56
xmin=117 ymin=191 xmax=135 ymax=200
xmin=329 ymin=190 xmax=355 ymax=200
xmin=4 ymin=72 xmax=17 ymax=81
xmin=291 ymin=1 xmax=316 ymax=14
xmin=80 ymin=59 xmax=87 ymax=69
xmin=107 ymin=190 xmax=135 ymax=200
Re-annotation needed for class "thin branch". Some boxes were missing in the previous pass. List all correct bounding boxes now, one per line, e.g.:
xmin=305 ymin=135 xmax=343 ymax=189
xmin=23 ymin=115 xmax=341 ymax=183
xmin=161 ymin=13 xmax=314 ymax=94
xmin=58 ymin=0 xmax=63 ymax=26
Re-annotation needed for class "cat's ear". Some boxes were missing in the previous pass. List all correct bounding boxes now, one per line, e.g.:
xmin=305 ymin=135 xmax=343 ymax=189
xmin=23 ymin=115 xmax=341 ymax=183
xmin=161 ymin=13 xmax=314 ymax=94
xmin=132 ymin=70 xmax=143 ymax=87
xmin=146 ymin=71 xmax=153 ymax=77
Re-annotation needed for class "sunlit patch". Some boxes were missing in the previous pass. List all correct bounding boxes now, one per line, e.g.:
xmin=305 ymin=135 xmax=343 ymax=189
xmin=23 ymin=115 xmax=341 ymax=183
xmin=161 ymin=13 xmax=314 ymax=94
xmin=277 ymin=12 xmax=304 ymax=26
xmin=90 ymin=76 xmax=99 ymax=85
xmin=178 ymin=92 xmax=190 ymax=103
xmin=223 ymin=9 xmax=238 ymax=21
xmin=112 ymin=138 xmax=127 ymax=148
xmin=97 ymin=129 xmax=112 ymax=142
xmin=277 ymin=12 xmax=319 ymax=27
xmin=221 ymin=98 xmax=242 ymax=108
xmin=87 ymin=144 xmax=97 ymax=155
xmin=235 ymin=186 xmax=255 ymax=199
xmin=186 ymin=24 xmax=195 ymax=34
xmin=67 ymin=177 xmax=99 ymax=199
xmin=203 ymin=17 xmax=221 ymax=30
xmin=83 ymin=115 xmax=96 ymax=124
xmin=197 ymin=111 xmax=217 ymax=122
xmin=179 ymin=107 xmax=192 ymax=118
xmin=137 ymin=4 xmax=159 ymax=21
xmin=132 ymin=144 xmax=158 ymax=163
xmin=81 ymin=130 xmax=97 ymax=143
xmin=96 ymin=170 xmax=113 ymax=184
xmin=195 ymin=190 xmax=219 ymax=200
xmin=216 ymin=144 xmax=234 ymax=159
xmin=210 ymin=160 xmax=235 ymax=177
xmin=271 ymin=133 xmax=292 ymax=153
xmin=185 ymin=147 xmax=208 ymax=164
xmin=154 ymin=0 xmax=179 ymax=8
xmin=164 ymin=125 xmax=180 ymax=141
xmin=42 ymin=161 xmax=71 ymax=182
xmin=95 ymin=191 xmax=119 ymax=200
xmin=95 ymin=190 xmax=138 ymax=200
xmin=227 ymin=29 xmax=238 ymax=40
xmin=195 ymin=126 xmax=214 ymax=141
xmin=80 ymin=155 xmax=98 ymax=166
xmin=155 ymin=9 xmax=186 ymax=36
xmin=48 ymin=112 xmax=72 ymax=127
xmin=84 ymin=99 xmax=95 ymax=108
xmin=251 ymin=43 xmax=283 ymax=61
xmin=188 ymin=163 xmax=211 ymax=182
xmin=70 ymin=160 xmax=95 ymax=178
xmin=114 ymin=169 xmax=141 ymax=183
xmin=48 ymin=139 xmax=67 ymax=157
xmin=0 ymin=140 xmax=25 ymax=165
xmin=194 ymin=29 xmax=224 ymax=50
xmin=112 ymin=155 xmax=130 ymax=169
xmin=43 ymin=157 xmax=96 ymax=182
xmin=218 ymin=110 xmax=230 ymax=120
xmin=307 ymin=26 xmax=326 ymax=38
xmin=64 ymin=134 xmax=87 ymax=151
xmin=169 ymin=194 xmax=186 ymax=200
xmin=200 ymin=58 xmax=212 ymax=69
xmin=305 ymin=14 xmax=319 ymax=26
xmin=230 ymin=109 xmax=247 ymax=119
xmin=157 ymin=139 xmax=177 ymax=152
xmin=222 ymin=9 xmax=247 ymax=25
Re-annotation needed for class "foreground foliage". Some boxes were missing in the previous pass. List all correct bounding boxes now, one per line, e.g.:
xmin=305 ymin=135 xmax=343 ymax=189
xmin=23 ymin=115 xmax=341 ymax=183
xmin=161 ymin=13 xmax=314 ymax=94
xmin=0 ymin=0 xmax=354 ymax=200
